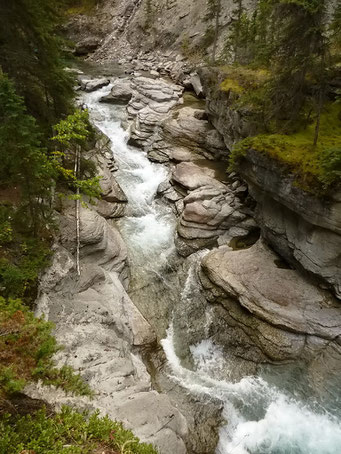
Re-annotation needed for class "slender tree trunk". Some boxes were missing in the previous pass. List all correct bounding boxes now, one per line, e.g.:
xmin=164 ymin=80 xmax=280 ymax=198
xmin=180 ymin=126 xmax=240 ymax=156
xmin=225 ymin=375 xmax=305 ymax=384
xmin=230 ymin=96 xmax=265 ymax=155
xmin=74 ymin=146 xmax=81 ymax=276
xmin=314 ymin=52 xmax=326 ymax=147
xmin=212 ymin=0 xmax=221 ymax=63
xmin=313 ymin=88 xmax=323 ymax=147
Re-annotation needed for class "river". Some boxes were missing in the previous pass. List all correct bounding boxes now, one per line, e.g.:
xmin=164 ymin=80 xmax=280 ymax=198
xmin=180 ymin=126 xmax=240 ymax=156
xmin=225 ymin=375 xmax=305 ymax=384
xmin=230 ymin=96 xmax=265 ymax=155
xmin=82 ymin=83 xmax=341 ymax=454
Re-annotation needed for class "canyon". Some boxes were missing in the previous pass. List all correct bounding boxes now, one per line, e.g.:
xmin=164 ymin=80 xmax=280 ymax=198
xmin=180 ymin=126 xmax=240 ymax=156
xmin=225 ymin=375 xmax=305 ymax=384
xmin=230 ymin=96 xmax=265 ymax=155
xmin=26 ymin=1 xmax=341 ymax=453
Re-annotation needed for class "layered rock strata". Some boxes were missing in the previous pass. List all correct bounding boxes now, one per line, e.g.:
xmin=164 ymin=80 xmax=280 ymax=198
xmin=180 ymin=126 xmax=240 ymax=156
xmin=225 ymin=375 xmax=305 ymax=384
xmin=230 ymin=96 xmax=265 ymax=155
xmin=28 ymin=144 xmax=188 ymax=454
xmin=167 ymin=162 xmax=256 ymax=256
xmin=199 ymin=241 xmax=341 ymax=395
xmin=198 ymin=68 xmax=341 ymax=299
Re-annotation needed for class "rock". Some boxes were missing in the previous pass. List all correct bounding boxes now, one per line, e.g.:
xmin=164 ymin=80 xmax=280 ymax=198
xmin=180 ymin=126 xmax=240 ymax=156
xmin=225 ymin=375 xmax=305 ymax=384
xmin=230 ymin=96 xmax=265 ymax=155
xmin=239 ymin=149 xmax=341 ymax=298
xmin=74 ymin=37 xmax=101 ymax=56
xmin=200 ymin=240 xmax=341 ymax=377
xmin=30 ymin=204 xmax=188 ymax=454
xmin=189 ymin=73 xmax=204 ymax=98
xmin=126 ymin=77 xmax=183 ymax=148
xmin=172 ymin=162 xmax=225 ymax=191
xmin=84 ymin=134 xmax=128 ymax=219
xmin=81 ymin=78 xmax=110 ymax=92
xmin=148 ymin=107 xmax=226 ymax=161
xmin=100 ymin=78 xmax=133 ymax=104
xmin=171 ymin=163 xmax=255 ymax=255
xmin=203 ymin=241 xmax=341 ymax=339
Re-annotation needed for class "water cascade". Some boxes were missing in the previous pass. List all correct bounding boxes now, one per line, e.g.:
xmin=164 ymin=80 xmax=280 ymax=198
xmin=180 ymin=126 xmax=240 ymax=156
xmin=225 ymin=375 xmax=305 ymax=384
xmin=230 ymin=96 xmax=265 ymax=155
xmin=82 ymin=84 xmax=341 ymax=454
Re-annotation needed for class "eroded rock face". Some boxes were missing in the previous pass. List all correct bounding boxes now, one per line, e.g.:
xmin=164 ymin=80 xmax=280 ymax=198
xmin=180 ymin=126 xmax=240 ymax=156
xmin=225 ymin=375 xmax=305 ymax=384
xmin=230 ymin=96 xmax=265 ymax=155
xmin=100 ymin=78 xmax=133 ymax=104
xmin=199 ymin=67 xmax=341 ymax=299
xmin=148 ymin=107 xmax=226 ymax=162
xmin=29 ymin=205 xmax=188 ymax=453
xmin=168 ymin=162 xmax=256 ymax=256
xmin=85 ymin=134 xmax=128 ymax=219
xmin=200 ymin=241 xmax=341 ymax=388
xmin=239 ymin=150 xmax=341 ymax=299
xmin=198 ymin=67 xmax=261 ymax=151
xmin=127 ymin=76 xmax=183 ymax=148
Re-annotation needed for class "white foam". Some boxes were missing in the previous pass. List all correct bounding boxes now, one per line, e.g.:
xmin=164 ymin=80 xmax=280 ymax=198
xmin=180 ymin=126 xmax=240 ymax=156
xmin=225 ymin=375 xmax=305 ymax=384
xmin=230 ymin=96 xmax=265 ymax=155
xmin=162 ymin=323 xmax=341 ymax=454
xmin=81 ymin=87 xmax=176 ymax=267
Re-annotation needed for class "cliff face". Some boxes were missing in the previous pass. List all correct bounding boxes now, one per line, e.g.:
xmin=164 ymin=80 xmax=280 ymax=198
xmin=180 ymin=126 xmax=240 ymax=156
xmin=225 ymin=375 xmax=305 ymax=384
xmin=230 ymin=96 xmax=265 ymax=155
xmin=67 ymin=0 xmax=257 ymax=60
xmin=198 ymin=68 xmax=341 ymax=299
xmin=239 ymin=150 xmax=341 ymax=298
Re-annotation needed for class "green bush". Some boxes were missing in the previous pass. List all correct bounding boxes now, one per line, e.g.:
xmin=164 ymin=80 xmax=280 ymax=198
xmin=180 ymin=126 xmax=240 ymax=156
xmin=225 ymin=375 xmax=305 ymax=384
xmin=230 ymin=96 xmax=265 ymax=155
xmin=0 ymin=406 xmax=158 ymax=454
xmin=0 ymin=298 xmax=92 ymax=400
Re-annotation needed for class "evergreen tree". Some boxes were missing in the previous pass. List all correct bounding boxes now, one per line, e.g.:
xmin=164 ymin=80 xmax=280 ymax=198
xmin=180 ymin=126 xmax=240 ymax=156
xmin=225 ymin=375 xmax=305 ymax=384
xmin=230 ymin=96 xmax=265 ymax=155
xmin=268 ymin=0 xmax=328 ymax=132
xmin=0 ymin=74 xmax=54 ymax=234
xmin=0 ymin=0 xmax=74 ymax=130
xmin=205 ymin=0 xmax=222 ymax=63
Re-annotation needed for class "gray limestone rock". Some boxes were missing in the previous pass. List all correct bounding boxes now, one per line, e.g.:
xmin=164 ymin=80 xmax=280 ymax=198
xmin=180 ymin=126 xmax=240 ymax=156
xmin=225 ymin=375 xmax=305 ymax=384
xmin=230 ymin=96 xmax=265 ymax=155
xmin=100 ymin=78 xmax=133 ymax=104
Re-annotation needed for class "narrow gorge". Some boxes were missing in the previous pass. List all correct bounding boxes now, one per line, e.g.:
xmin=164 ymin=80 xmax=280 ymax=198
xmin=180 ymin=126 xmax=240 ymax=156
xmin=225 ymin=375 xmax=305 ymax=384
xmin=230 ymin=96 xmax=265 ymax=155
xmin=25 ymin=64 xmax=341 ymax=454
xmin=0 ymin=1 xmax=340 ymax=453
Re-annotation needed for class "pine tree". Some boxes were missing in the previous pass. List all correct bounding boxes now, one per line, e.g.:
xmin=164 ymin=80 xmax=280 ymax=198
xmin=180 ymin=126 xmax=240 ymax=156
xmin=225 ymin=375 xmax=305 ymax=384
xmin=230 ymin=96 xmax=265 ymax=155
xmin=268 ymin=0 xmax=328 ymax=133
xmin=0 ymin=74 xmax=54 ymax=234
xmin=205 ymin=0 xmax=222 ymax=63
xmin=0 ymin=0 xmax=74 ymax=130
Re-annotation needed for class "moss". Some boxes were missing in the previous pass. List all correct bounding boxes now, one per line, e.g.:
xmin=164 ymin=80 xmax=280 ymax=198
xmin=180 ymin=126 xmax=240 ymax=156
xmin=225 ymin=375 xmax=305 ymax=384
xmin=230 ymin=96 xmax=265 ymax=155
xmin=220 ymin=78 xmax=244 ymax=94
xmin=66 ymin=0 xmax=98 ymax=15
xmin=230 ymin=103 xmax=341 ymax=191
xmin=0 ymin=406 xmax=158 ymax=454
xmin=219 ymin=65 xmax=270 ymax=92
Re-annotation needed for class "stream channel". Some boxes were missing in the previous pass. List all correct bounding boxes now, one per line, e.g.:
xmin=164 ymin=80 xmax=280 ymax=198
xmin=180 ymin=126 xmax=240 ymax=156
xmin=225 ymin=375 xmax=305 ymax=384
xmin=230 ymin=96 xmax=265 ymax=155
xmin=81 ymin=82 xmax=341 ymax=454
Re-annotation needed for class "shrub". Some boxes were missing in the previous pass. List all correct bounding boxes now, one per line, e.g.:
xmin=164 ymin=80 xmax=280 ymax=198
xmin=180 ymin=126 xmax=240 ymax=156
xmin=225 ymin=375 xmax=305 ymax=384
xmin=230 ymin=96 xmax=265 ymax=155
xmin=0 ymin=298 xmax=92 ymax=400
xmin=0 ymin=406 xmax=158 ymax=454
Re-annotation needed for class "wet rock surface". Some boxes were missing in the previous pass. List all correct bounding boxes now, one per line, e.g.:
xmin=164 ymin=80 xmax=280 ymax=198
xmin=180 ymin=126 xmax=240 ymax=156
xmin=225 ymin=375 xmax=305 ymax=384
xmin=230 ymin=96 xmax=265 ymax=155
xmin=199 ymin=241 xmax=341 ymax=387
xmin=100 ymin=78 xmax=133 ymax=104
xmin=29 ymin=183 xmax=188 ymax=453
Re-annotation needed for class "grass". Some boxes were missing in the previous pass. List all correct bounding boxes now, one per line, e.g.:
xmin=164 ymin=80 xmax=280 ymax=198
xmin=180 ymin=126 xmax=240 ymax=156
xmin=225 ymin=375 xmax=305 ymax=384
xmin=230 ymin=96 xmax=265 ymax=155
xmin=0 ymin=406 xmax=158 ymax=454
xmin=230 ymin=103 xmax=341 ymax=191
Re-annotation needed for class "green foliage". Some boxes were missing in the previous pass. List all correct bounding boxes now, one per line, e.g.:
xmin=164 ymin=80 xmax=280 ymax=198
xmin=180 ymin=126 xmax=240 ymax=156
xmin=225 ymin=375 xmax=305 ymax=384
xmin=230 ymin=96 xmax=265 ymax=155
xmin=65 ymin=0 xmax=101 ymax=15
xmin=0 ymin=74 xmax=55 ymax=233
xmin=52 ymin=110 xmax=91 ymax=146
xmin=0 ymin=298 xmax=92 ymax=400
xmin=52 ymin=110 xmax=102 ymax=201
xmin=222 ymin=0 xmax=331 ymax=132
xmin=40 ymin=366 xmax=94 ymax=398
xmin=230 ymin=103 xmax=341 ymax=191
xmin=0 ymin=0 xmax=75 ymax=128
xmin=0 ymin=406 xmax=158 ymax=454
xmin=0 ymin=233 xmax=51 ymax=301
xmin=220 ymin=78 xmax=244 ymax=94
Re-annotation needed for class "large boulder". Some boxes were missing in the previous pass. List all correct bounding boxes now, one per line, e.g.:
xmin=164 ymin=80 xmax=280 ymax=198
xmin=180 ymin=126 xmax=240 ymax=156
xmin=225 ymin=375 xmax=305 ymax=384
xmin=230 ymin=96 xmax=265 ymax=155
xmin=74 ymin=36 xmax=101 ymax=56
xmin=170 ymin=162 xmax=256 ymax=256
xmin=100 ymin=78 xmax=133 ymax=104
xmin=200 ymin=241 xmax=341 ymax=390
xmin=126 ymin=77 xmax=183 ymax=148
xmin=79 ymin=77 xmax=110 ymax=92
xmin=148 ymin=107 xmax=226 ymax=162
